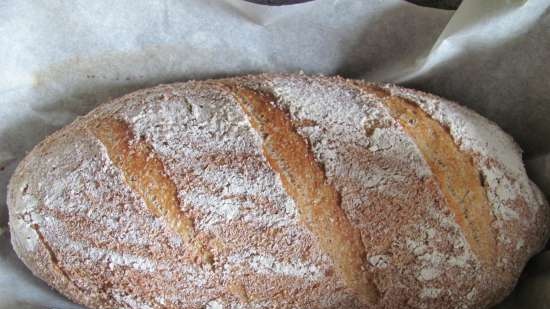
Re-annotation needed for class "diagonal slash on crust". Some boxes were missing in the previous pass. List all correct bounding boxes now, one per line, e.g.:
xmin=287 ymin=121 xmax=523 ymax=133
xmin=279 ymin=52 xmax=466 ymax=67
xmin=89 ymin=118 xmax=215 ymax=267
xmin=355 ymin=83 xmax=497 ymax=268
xmin=222 ymin=83 xmax=379 ymax=305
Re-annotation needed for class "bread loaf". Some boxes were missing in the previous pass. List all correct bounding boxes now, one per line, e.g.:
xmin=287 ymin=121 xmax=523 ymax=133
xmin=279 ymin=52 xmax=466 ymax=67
xmin=7 ymin=73 xmax=550 ymax=309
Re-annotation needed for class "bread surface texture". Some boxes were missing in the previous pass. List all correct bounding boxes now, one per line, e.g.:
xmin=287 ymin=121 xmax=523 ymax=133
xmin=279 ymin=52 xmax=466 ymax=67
xmin=7 ymin=74 xmax=550 ymax=309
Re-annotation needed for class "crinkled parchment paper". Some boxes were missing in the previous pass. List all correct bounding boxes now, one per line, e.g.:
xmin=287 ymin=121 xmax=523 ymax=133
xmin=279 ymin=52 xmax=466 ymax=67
xmin=1 ymin=0 xmax=549 ymax=308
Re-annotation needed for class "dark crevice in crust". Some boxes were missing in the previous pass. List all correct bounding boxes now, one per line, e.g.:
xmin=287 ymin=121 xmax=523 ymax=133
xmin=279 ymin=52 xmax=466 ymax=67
xmin=221 ymin=82 xmax=379 ymax=305
xmin=30 ymin=222 xmax=86 ymax=294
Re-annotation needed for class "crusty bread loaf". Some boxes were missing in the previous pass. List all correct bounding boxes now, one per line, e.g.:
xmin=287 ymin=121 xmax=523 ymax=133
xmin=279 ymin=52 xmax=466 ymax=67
xmin=7 ymin=73 xmax=550 ymax=309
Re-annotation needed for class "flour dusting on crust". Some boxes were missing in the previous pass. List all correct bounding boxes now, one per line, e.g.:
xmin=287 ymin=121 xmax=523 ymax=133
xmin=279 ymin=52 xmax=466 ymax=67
xmin=7 ymin=74 xmax=549 ymax=309
xmin=384 ymin=84 xmax=550 ymax=276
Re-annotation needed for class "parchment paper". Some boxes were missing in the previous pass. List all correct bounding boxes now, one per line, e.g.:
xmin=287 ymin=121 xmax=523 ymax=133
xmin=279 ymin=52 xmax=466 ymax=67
xmin=1 ymin=0 xmax=549 ymax=308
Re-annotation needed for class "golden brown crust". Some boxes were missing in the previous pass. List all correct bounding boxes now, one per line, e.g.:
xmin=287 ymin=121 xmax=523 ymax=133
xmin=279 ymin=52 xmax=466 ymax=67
xmin=225 ymin=84 xmax=379 ymax=304
xmin=89 ymin=118 xmax=214 ymax=266
xmin=355 ymin=84 xmax=497 ymax=267
xmin=6 ymin=73 xmax=549 ymax=309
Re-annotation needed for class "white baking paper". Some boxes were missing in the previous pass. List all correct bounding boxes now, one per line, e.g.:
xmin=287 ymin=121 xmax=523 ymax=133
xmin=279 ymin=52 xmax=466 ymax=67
xmin=0 ymin=0 xmax=548 ymax=308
